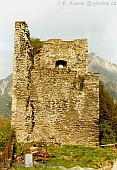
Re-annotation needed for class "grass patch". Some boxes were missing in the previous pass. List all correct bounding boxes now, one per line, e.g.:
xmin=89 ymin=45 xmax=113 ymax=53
xmin=47 ymin=145 xmax=117 ymax=169
xmin=14 ymin=144 xmax=117 ymax=169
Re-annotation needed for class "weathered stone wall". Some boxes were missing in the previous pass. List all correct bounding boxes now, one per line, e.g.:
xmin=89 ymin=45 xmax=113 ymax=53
xmin=35 ymin=38 xmax=88 ymax=75
xmin=12 ymin=21 xmax=33 ymax=137
xmin=11 ymin=21 xmax=99 ymax=146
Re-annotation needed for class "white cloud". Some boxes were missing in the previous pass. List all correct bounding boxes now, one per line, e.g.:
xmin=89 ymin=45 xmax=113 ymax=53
xmin=106 ymin=21 xmax=117 ymax=39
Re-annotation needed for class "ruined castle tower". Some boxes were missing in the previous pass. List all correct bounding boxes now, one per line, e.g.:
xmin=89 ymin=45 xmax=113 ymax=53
xmin=11 ymin=21 xmax=99 ymax=146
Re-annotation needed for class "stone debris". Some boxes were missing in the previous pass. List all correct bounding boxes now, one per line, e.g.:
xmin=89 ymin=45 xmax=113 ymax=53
xmin=31 ymin=147 xmax=50 ymax=161
xmin=112 ymin=159 xmax=117 ymax=170
xmin=58 ymin=166 xmax=96 ymax=170
xmin=29 ymin=146 xmax=39 ymax=154
xmin=29 ymin=146 xmax=50 ymax=159
xmin=14 ymin=145 xmax=50 ymax=164
xmin=14 ymin=154 xmax=24 ymax=163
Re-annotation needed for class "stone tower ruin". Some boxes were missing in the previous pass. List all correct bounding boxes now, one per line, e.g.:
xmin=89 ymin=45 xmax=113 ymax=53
xmin=11 ymin=21 xmax=99 ymax=146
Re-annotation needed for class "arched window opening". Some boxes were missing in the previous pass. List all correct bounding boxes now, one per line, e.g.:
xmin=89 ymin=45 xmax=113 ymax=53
xmin=56 ymin=60 xmax=67 ymax=68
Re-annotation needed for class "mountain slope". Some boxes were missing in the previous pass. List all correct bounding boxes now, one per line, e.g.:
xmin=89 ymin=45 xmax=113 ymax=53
xmin=0 ymin=74 xmax=12 ymax=118
xmin=88 ymin=53 xmax=117 ymax=103
xmin=0 ymin=74 xmax=12 ymax=96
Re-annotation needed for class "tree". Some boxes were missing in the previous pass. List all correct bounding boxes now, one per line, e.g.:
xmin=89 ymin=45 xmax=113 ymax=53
xmin=99 ymin=120 xmax=116 ymax=144
xmin=99 ymin=81 xmax=117 ymax=144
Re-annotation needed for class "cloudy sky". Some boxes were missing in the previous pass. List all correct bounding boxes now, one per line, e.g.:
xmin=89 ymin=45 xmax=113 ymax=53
xmin=0 ymin=0 xmax=117 ymax=79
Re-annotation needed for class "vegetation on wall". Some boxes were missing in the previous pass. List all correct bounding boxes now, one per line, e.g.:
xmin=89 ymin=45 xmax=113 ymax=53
xmin=73 ymin=76 xmax=85 ymax=90
xmin=30 ymin=37 xmax=43 ymax=55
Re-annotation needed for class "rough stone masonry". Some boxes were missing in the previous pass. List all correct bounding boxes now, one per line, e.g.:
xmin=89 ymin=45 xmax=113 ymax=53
xmin=11 ymin=21 xmax=99 ymax=146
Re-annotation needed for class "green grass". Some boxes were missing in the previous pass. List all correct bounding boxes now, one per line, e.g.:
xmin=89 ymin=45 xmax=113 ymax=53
xmin=14 ymin=144 xmax=117 ymax=169
xmin=47 ymin=145 xmax=117 ymax=169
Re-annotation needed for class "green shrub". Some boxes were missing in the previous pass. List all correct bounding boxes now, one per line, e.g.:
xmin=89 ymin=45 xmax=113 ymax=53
xmin=0 ymin=119 xmax=13 ymax=150
xmin=30 ymin=37 xmax=43 ymax=55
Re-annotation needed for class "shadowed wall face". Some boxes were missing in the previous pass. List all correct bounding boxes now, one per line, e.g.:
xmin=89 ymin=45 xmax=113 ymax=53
xmin=11 ymin=21 xmax=99 ymax=146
